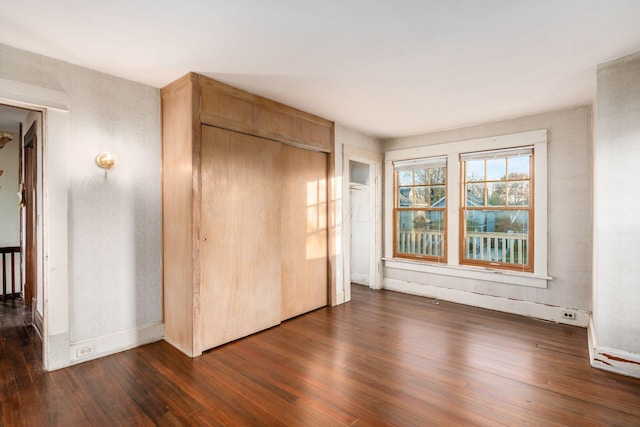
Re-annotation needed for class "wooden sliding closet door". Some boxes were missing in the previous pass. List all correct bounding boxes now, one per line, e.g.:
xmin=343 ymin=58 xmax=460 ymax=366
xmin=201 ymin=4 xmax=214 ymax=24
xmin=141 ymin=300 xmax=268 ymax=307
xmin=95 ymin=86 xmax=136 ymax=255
xmin=281 ymin=144 xmax=328 ymax=320
xmin=200 ymin=126 xmax=282 ymax=349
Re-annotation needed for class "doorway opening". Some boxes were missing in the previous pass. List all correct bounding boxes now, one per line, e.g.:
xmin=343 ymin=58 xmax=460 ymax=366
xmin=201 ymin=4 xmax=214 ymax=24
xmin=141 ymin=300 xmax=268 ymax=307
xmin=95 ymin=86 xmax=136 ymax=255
xmin=0 ymin=102 xmax=44 ymax=353
xmin=342 ymin=149 xmax=383 ymax=303
xmin=349 ymin=161 xmax=373 ymax=286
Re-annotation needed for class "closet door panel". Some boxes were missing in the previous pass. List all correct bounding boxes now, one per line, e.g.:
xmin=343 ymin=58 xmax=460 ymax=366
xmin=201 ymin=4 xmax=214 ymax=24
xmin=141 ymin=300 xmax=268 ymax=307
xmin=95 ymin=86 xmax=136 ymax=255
xmin=281 ymin=145 xmax=328 ymax=320
xmin=200 ymin=126 xmax=282 ymax=349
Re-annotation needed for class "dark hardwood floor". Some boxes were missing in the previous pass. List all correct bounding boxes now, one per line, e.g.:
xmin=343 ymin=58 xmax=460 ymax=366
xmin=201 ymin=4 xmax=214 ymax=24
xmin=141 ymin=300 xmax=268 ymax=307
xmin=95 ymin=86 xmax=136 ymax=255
xmin=2 ymin=286 xmax=640 ymax=426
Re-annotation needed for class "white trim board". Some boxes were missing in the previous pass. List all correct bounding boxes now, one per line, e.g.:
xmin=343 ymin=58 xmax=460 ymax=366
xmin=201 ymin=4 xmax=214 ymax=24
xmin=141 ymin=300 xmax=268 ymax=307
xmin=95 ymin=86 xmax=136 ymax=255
xmin=69 ymin=322 xmax=165 ymax=365
xmin=385 ymin=129 xmax=547 ymax=161
xmin=385 ymin=258 xmax=551 ymax=288
xmin=588 ymin=318 xmax=640 ymax=379
xmin=383 ymin=278 xmax=589 ymax=327
xmin=350 ymin=273 xmax=370 ymax=285
xmin=0 ymin=78 xmax=70 ymax=111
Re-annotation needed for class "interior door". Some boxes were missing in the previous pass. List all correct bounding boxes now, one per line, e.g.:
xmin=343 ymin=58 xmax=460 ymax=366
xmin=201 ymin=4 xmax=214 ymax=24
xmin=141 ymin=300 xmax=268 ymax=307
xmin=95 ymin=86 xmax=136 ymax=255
xmin=200 ymin=126 xmax=282 ymax=350
xmin=281 ymin=144 xmax=328 ymax=320
xmin=23 ymin=123 xmax=37 ymax=311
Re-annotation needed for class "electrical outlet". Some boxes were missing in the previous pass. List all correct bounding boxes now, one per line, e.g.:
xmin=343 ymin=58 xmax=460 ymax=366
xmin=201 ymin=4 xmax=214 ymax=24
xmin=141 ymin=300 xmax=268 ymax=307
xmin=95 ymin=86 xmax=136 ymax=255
xmin=76 ymin=344 xmax=96 ymax=359
xmin=561 ymin=310 xmax=577 ymax=321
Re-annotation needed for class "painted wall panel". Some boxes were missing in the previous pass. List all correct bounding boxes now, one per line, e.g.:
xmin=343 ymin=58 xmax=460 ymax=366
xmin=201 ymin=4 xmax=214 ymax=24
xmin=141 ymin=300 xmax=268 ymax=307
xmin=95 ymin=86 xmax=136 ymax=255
xmin=594 ymin=52 xmax=640 ymax=355
xmin=350 ymin=183 xmax=371 ymax=284
xmin=0 ymin=131 xmax=19 ymax=247
xmin=0 ymin=130 xmax=20 ymax=297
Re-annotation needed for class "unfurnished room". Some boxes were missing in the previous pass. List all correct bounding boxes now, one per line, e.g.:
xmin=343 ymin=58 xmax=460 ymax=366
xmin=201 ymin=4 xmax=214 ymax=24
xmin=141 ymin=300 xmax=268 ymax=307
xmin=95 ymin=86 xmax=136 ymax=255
xmin=0 ymin=1 xmax=640 ymax=425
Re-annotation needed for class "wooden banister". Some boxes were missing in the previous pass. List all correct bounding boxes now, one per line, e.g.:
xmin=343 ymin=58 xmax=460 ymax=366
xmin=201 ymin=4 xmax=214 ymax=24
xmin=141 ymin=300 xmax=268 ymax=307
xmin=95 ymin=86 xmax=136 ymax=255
xmin=1 ymin=246 xmax=21 ymax=298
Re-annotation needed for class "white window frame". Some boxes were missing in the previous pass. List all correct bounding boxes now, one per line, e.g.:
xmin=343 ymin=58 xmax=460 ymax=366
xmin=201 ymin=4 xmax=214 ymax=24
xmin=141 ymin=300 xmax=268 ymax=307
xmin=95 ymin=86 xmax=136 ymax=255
xmin=384 ymin=129 xmax=550 ymax=288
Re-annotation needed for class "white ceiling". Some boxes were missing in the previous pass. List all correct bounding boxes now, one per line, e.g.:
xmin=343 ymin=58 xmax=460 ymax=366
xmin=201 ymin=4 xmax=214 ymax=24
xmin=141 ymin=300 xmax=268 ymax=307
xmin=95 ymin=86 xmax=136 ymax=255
xmin=1 ymin=0 xmax=639 ymax=138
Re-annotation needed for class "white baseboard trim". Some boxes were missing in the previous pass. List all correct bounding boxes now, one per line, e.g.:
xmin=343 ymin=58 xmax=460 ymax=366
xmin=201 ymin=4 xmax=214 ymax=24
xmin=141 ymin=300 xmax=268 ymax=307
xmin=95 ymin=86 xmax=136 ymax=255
xmin=587 ymin=316 xmax=597 ymax=363
xmin=588 ymin=317 xmax=640 ymax=379
xmin=34 ymin=309 xmax=44 ymax=339
xmin=46 ymin=332 xmax=71 ymax=371
xmin=350 ymin=273 xmax=370 ymax=286
xmin=383 ymin=278 xmax=589 ymax=327
xmin=69 ymin=322 xmax=164 ymax=365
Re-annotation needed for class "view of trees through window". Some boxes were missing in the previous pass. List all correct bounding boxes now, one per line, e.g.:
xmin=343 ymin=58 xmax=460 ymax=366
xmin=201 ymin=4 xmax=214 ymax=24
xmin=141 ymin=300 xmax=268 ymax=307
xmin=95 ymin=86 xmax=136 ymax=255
xmin=392 ymin=149 xmax=533 ymax=271
xmin=462 ymin=151 xmax=533 ymax=271
xmin=394 ymin=161 xmax=446 ymax=261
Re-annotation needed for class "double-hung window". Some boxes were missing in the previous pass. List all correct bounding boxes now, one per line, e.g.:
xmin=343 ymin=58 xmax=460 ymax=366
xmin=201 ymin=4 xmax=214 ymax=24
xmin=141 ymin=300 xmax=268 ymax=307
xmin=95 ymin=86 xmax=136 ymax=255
xmin=460 ymin=147 xmax=533 ymax=272
xmin=393 ymin=157 xmax=446 ymax=262
xmin=385 ymin=130 xmax=547 ymax=287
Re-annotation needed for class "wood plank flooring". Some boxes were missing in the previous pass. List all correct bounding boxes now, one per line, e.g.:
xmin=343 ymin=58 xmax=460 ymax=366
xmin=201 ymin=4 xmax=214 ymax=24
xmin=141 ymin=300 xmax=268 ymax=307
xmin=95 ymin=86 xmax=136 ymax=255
xmin=2 ymin=286 xmax=640 ymax=426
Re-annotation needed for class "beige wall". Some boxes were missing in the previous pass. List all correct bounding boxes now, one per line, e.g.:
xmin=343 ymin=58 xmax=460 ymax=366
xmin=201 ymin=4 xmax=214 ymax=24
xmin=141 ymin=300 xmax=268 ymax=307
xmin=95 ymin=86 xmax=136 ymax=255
xmin=0 ymin=130 xmax=19 ymax=247
xmin=383 ymin=106 xmax=593 ymax=312
xmin=0 ymin=43 xmax=162 ymax=368
xmin=594 ymin=52 xmax=640 ymax=361
xmin=0 ymin=130 xmax=20 ymax=297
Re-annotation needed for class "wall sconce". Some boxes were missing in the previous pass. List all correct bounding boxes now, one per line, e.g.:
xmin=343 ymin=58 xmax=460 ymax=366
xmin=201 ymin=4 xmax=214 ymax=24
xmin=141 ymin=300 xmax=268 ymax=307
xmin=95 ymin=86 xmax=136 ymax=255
xmin=95 ymin=153 xmax=115 ymax=170
xmin=96 ymin=152 xmax=115 ymax=179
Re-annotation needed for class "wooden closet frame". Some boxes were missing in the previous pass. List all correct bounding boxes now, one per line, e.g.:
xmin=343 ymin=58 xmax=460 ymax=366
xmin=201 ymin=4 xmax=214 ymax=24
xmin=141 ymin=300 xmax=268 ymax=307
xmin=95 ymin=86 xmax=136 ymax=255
xmin=161 ymin=73 xmax=337 ymax=357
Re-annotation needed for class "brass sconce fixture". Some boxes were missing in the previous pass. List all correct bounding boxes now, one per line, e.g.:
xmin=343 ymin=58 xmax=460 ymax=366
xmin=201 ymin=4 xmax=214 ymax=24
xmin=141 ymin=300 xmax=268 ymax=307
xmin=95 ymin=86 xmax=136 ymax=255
xmin=96 ymin=152 xmax=115 ymax=179
xmin=95 ymin=152 xmax=115 ymax=170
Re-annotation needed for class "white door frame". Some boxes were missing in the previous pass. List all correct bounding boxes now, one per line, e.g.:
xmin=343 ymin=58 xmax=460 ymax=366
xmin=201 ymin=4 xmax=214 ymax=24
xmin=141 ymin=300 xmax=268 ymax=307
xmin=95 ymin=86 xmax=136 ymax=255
xmin=1 ymin=78 xmax=71 ymax=371
xmin=342 ymin=145 xmax=383 ymax=302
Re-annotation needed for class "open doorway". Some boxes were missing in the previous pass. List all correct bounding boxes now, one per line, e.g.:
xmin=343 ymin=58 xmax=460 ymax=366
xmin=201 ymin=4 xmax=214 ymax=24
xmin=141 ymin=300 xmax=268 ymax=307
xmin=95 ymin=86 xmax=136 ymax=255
xmin=349 ymin=161 xmax=373 ymax=286
xmin=342 ymin=147 xmax=383 ymax=302
xmin=0 ymin=102 xmax=44 ymax=344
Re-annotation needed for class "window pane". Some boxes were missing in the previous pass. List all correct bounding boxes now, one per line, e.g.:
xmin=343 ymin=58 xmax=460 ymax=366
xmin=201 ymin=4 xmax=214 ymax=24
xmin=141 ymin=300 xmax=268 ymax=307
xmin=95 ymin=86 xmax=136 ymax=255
xmin=486 ymin=158 xmax=506 ymax=181
xmin=430 ymin=186 xmax=446 ymax=207
xmin=465 ymin=210 xmax=486 ymax=232
xmin=398 ymin=170 xmax=412 ymax=186
xmin=465 ymin=209 xmax=528 ymax=234
xmin=414 ymin=169 xmax=428 ymax=185
xmin=398 ymin=187 xmax=412 ymax=207
xmin=466 ymin=160 xmax=484 ymax=182
xmin=397 ymin=210 xmax=445 ymax=257
xmin=426 ymin=210 xmax=445 ymax=231
xmin=414 ymin=187 xmax=428 ymax=207
xmin=466 ymin=183 xmax=485 ymax=206
xmin=464 ymin=210 xmax=529 ymax=265
xmin=429 ymin=167 xmax=446 ymax=184
xmin=487 ymin=182 xmax=507 ymax=206
xmin=507 ymin=156 xmax=530 ymax=179
xmin=494 ymin=210 xmax=528 ymax=233
xmin=508 ymin=181 xmax=530 ymax=206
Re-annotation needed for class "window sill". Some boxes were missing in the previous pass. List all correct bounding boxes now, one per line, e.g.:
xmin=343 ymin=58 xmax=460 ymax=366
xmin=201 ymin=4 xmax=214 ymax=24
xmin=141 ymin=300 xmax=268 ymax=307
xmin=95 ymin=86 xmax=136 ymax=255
xmin=382 ymin=257 xmax=551 ymax=289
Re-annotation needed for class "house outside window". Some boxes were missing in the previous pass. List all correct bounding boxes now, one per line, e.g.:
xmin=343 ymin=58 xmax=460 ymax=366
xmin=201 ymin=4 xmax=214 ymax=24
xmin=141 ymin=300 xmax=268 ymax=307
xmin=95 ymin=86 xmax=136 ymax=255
xmin=460 ymin=147 xmax=533 ymax=272
xmin=393 ymin=157 xmax=446 ymax=262
xmin=384 ymin=130 xmax=548 ymax=288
